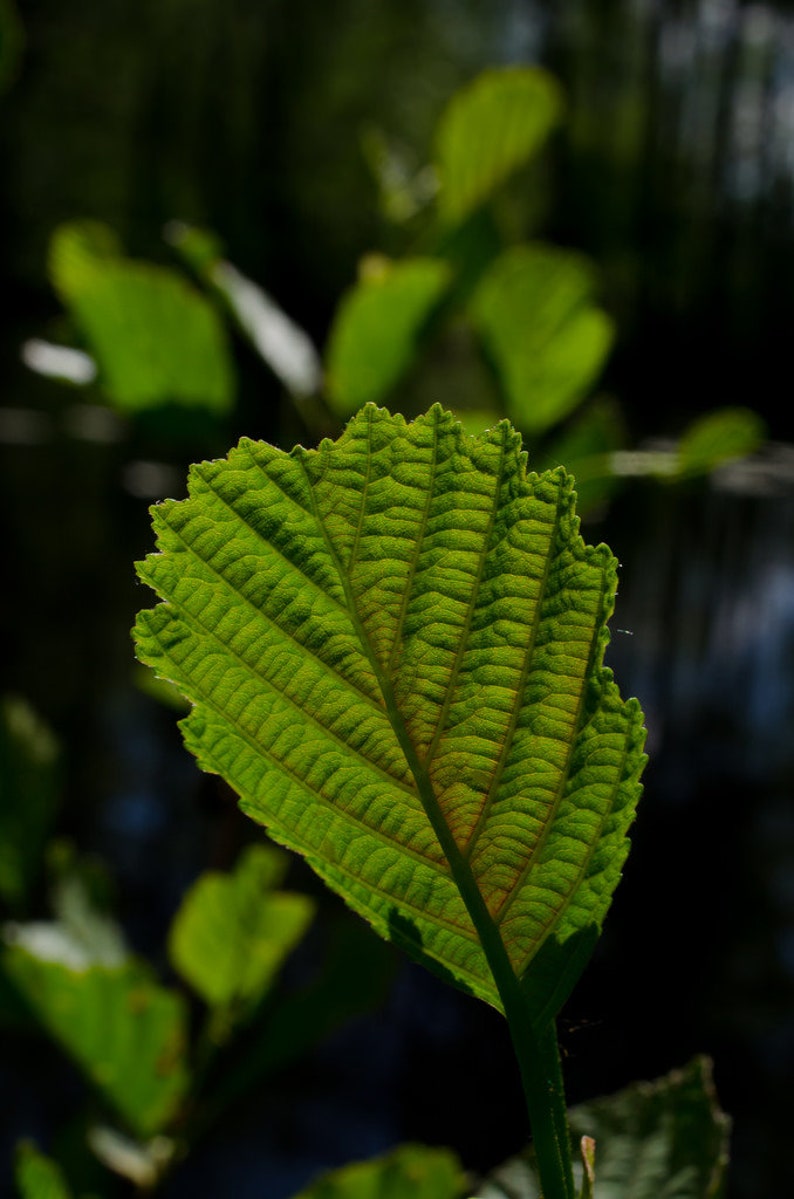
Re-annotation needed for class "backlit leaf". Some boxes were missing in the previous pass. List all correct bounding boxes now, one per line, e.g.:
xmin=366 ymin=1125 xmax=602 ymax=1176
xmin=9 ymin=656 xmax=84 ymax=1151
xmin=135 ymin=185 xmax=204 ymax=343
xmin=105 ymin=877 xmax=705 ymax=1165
xmin=168 ymin=843 xmax=315 ymax=1011
xmin=135 ymin=404 xmax=645 ymax=1025
xmin=49 ymin=221 xmax=233 ymax=415
xmin=436 ymin=67 xmax=563 ymax=227
xmin=325 ymin=259 xmax=450 ymax=415
xmin=470 ymin=245 xmax=614 ymax=435
xmin=3 ymin=931 xmax=187 ymax=1137
xmin=290 ymin=1143 xmax=467 ymax=1199
xmin=677 ymin=407 xmax=765 ymax=478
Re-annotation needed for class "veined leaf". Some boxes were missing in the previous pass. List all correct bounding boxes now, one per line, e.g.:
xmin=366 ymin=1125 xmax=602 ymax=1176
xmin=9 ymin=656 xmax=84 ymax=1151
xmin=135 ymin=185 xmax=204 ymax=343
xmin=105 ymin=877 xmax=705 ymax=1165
xmin=435 ymin=67 xmax=563 ymax=227
xmin=325 ymin=258 xmax=450 ymax=416
xmin=135 ymin=405 xmax=645 ymax=1026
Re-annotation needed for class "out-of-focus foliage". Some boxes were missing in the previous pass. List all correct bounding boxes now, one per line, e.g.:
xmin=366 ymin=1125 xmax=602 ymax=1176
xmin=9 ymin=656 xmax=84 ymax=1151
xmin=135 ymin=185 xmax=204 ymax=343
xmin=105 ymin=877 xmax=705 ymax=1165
xmin=289 ymin=1143 xmax=468 ymax=1199
xmin=0 ymin=0 xmax=21 ymax=95
xmin=14 ymin=1143 xmax=72 ymax=1199
xmin=168 ymin=843 xmax=315 ymax=1022
xmin=49 ymin=221 xmax=233 ymax=415
xmin=326 ymin=257 xmax=450 ymax=414
xmin=0 ymin=696 xmax=60 ymax=911
xmin=434 ymin=67 xmax=563 ymax=227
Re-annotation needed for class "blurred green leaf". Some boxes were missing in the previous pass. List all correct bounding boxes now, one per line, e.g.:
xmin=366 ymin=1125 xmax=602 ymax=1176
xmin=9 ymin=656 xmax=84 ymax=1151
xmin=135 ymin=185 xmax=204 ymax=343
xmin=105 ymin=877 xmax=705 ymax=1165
xmin=677 ymin=408 xmax=765 ymax=477
xmin=325 ymin=258 xmax=450 ymax=414
xmin=168 ymin=843 xmax=315 ymax=1013
xmin=476 ymin=1057 xmax=730 ymax=1199
xmin=3 ymin=928 xmax=188 ymax=1137
xmin=0 ymin=696 xmax=60 ymax=911
xmin=15 ymin=1142 xmax=72 ymax=1199
xmin=537 ymin=397 xmax=627 ymax=517
xmin=435 ymin=67 xmax=562 ymax=227
xmin=290 ymin=1143 xmax=468 ymax=1199
xmin=48 ymin=221 xmax=233 ymax=415
xmin=0 ymin=0 xmax=23 ymax=95
xmin=470 ymin=245 xmax=614 ymax=435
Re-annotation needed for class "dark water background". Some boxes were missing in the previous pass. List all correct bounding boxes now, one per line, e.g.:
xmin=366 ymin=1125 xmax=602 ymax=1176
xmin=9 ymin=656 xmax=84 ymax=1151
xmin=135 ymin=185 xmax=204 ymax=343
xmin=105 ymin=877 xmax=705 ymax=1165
xmin=1 ymin=2 xmax=793 ymax=1196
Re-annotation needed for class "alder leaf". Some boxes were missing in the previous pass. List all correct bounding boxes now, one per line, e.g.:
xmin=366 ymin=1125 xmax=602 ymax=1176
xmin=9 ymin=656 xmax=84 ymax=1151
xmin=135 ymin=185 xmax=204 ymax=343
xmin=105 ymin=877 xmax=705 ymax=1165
xmin=135 ymin=405 xmax=645 ymax=1025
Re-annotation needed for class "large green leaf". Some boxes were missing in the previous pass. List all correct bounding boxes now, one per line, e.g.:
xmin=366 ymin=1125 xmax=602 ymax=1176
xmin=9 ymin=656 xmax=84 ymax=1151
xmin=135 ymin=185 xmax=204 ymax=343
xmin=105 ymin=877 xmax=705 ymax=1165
xmin=325 ymin=258 xmax=450 ymax=416
xmin=135 ymin=404 xmax=645 ymax=1025
xmin=435 ymin=67 xmax=563 ymax=227
xmin=469 ymin=245 xmax=614 ymax=435
xmin=49 ymin=221 xmax=233 ymax=415
xmin=290 ymin=1143 xmax=467 ymax=1199
xmin=477 ymin=1057 xmax=730 ymax=1199
xmin=168 ymin=843 xmax=315 ymax=1014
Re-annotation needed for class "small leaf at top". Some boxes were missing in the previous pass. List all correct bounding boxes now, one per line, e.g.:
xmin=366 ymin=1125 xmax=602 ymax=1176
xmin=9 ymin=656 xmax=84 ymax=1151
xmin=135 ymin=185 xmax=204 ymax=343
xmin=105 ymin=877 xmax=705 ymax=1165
xmin=435 ymin=67 xmax=563 ymax=227
xmin=135 ymin=404 xmax=645 ymax=1027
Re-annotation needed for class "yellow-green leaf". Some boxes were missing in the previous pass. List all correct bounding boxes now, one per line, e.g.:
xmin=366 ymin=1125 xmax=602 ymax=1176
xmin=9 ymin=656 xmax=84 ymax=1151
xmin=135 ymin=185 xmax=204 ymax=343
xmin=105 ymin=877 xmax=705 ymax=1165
xmin=135 ymin=405 xmax=645 ymax=1026
xmin=436 ymin=67 xmax=563 ymax=227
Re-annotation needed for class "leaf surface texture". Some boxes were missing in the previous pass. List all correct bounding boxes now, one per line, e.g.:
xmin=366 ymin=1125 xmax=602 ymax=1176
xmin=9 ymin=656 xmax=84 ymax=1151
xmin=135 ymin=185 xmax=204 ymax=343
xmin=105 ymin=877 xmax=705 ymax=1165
xmin=135 ymin=405 xmax=645 ymax=1017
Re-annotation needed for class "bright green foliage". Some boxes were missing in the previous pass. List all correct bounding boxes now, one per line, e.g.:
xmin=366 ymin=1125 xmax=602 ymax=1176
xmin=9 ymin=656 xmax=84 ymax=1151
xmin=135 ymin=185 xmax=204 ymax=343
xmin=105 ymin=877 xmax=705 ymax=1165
xmin=168 ymin=843 xmax=315 ymax=1012
xmin=14 ymin=1143 xmax=72 ymax=1199
xmin=0 ymin=696 xmax=60 ymax=910
xmin=477 ymin=1057 xmax=729 ymax=1199
xmin=326 ymin=259 xmax=450 ymax=415
xmin=48 ymin=221 xmax=233 ymax=415
xmin=135 ymin=405 xmax=645 ymax=1028
xmin=290 ymin=1143 xmax=467 ymax=1199
xmin=435 ymin=67 xmax=563 ymax=227
xmin=470 ymin=246 xmax=614 ymax=435
xmin=4 ymin=932 xmax=188 ymax=1137
xmin=677 ymin=407 xmax=765 ymax=478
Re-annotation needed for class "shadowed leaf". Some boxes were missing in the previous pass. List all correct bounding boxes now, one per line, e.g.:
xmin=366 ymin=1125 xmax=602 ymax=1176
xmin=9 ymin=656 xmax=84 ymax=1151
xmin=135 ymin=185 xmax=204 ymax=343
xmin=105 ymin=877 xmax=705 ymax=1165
xmin=290 ymin=1143 xmax=467 ymax=1199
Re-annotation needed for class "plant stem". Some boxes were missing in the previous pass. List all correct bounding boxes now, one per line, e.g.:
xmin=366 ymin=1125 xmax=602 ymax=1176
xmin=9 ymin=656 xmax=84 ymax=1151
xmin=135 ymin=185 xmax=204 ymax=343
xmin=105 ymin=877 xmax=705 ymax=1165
xmin=505 ymin=1012 xmax=574 ymax=1199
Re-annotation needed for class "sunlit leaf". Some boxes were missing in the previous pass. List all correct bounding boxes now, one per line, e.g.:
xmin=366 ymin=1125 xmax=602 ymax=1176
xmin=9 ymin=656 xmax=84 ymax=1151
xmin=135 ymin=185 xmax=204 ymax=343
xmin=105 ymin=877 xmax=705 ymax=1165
xmin=135 ymin=405 xmax=645 ymax=1027
xmin=677 ymin=407 xmax=765 ymax=478
xmin=168 ymin=843 xmax=315 ymax=1012
xmin=325 ymin=259 xmax=450 ymax=415
xmin=3 ymin=922 xmax=188 ymax=1137
xmin=470 ymin=245 xmax=614 ymax=435
xmin=49 ymin=221 xmax=233 ymax=415
xmin=477 ymin=1058 xmax=730 ymax=1199
xmin=14 ymin=1142 xmax=72 ymax=1199
xmin=290 ymin=1143 xmax=467 ymax=1199
xmin=436 ymin=67 xmax=563 ymax=227
xmin=0 ymin=696 xmax=60 ymax=911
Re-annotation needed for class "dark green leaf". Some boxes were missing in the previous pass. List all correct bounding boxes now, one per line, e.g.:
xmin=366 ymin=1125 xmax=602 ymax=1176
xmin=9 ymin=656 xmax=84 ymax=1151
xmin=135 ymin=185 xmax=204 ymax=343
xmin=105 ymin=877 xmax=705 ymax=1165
xmin=0 ymin=696 xmax=60 ymax=910
xmin=290 ymin=1143 xmax=468 ymax=1199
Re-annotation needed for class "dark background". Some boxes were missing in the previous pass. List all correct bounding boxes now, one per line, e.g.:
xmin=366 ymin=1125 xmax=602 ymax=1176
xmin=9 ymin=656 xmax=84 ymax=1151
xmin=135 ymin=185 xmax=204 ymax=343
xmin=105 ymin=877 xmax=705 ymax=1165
xmin=1 ymin=2 xmax=793 ymax=1197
